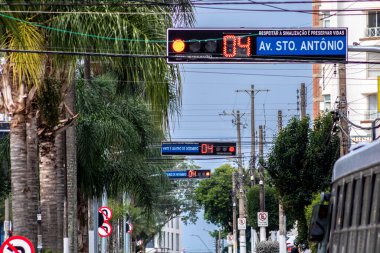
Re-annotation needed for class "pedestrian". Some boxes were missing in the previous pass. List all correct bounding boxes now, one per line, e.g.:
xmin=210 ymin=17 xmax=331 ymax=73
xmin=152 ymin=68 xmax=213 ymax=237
xmin=290 ymin=242 xmax=299 ymax=253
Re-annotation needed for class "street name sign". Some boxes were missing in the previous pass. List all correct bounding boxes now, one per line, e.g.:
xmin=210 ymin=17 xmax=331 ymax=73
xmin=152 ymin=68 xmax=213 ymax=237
xmin=257 ymin=212 xmax=268 ymax=227
xmin=161 ymin=142 xmax=236 ymax=156
xmin=167 ymin=28 xmax=347 ymax=63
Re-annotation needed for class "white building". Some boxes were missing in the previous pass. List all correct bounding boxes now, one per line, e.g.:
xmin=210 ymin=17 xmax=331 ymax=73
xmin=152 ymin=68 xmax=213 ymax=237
xmin=146 ymin=217 xmax=182 ymax=253
xmin=312 ymin=1 xmax=380 ymax=144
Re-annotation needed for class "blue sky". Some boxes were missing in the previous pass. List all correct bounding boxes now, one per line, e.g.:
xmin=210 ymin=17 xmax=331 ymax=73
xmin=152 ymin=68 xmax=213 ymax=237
xmin=171 ymin=2 xmax=314 ymax=252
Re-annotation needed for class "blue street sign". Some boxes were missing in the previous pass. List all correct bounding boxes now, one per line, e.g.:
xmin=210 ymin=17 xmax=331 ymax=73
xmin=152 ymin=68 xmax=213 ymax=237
xmin=165 ymin=171 xmax=188 ymax=179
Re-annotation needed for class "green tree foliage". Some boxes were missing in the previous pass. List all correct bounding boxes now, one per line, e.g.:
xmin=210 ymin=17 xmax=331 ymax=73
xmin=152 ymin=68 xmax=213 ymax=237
xmin=195 ymin=164 xmax=234 ymax=231
xmin=267 ymin=113 xmax=339 ymax=243
xmin=76 ymin=73 xmax=172 ymax=210
xmin=0 ymin=134 xmax=10 ymax=199
xmin=247 ymin=185 xmax=294 ymax=232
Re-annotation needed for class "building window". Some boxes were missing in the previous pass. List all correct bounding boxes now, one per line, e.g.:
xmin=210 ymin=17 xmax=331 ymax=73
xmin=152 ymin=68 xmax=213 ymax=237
xmin=171 ymin=233 xmax=174 ymax=250
xmin=171 ymin=219 xmax=174 ymax=228
xmin=367 ymin=94 xmax=378 ymax=120
xmin=323 ymin=94 xmax=331 ymax=111
xmin=321 ymin=12 xmax=330 ymax=27
xmin=176 ymin=217 xmax=180 ymax=229
xmin=367 ymin=53 xmax=380 ymax=77
xmin=146 ymin=239 xmax=154 ymax=248
xmin=176 ymin=233 xmax=180 ymax=251
xmin=368 ymin=11 xmax=380 ymax=37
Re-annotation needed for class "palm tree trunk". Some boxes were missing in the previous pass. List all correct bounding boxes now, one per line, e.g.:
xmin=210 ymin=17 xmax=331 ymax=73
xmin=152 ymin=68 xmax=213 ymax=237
xmin=26 ymin=108 xmax=39 ymax=248
xmin=39 ymin=132 xmax=57 ymax=252
xmin=66 ymin=80 xmax=78 ymax=253
xmin=10 ymin=113 xmax=35 ymax=238
xmin=56 ymin=130 xmax=66 ymax=252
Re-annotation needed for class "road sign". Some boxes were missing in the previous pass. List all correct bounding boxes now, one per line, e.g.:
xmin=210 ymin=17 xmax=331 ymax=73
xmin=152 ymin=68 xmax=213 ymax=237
xmin=165 ymin=170 xmax=211 ymax=179
xmin=226 ymin=234 xmax=234 ymax=245
xmin=98 ymin=206 xmax=112 ymax=221
xmin=161 ymin=142 xmax=236 ymax=156
xmin=238 ymin=218 xmax=246 ymax=230
xmin=257 ymin=212 xmax=268 ymax=227
xmin=98 ymin=220 xmax=113 ymax=237
xmin=0 ymin=235 xmax=35 ymax=253
xmin=167 ymin=28 xmax=347 ymax=63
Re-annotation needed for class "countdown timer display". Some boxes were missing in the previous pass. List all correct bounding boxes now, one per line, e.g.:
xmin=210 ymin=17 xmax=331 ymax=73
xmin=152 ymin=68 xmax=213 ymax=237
xmin=167 ymin=28 xmax=347 ymax=63
xmin=161 ymin=142 xmax=236 ymax=156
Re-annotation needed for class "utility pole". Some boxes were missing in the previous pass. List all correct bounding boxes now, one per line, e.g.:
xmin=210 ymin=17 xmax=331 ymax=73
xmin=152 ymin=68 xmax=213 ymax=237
xmin=232 ymin=171 xmax=237 ymax=253
xmin=258 ymin=125 xmax=266 ymax=241
xmin=277 ymin=111 xmax=286 ymax=253
xmin=300 ymin=83 xmax=306 ymax=119
xmin=221 ymin=110 xmax=246 ymax=253
xmin=236 ymin=110 xmax=247 ymax=253
xmin=338 ymin=64 xmax=349 ymax=155
xmin=236 ymin=86 xmax=269 ymax=186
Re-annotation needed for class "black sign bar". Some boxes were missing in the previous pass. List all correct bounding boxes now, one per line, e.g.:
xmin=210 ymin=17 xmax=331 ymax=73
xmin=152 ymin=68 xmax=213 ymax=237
xmin=167 ymin=28 xmax=348 ymax=63
xmin=161 ymin=142 xmax=236 ymax=156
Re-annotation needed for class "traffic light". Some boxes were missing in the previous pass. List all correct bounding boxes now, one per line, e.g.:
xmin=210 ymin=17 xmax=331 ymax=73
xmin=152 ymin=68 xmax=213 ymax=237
xmin=187 ymin=170 xmax=211 ymax=179
xmin=167 ymin=28 xmax=348 ymax=64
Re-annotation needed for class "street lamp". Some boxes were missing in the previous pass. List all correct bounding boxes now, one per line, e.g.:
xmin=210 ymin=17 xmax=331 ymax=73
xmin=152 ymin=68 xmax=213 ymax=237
xmin=190 ymin=234 xmax=212 ymax=253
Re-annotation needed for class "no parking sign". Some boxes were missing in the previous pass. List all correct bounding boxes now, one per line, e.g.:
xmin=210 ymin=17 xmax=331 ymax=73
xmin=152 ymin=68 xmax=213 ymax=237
xmin=0 ymin=236 xmax=35 ymax=253
xmin=98 ymin=206 xmax=112 ymax=221
xmin=98 ymin=221 xmax=113 ymax=237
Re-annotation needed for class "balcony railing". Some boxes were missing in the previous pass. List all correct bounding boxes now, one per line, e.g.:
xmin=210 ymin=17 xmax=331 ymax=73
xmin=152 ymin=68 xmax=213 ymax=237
xmin=367 ymin=27 xmax=380 ymax=37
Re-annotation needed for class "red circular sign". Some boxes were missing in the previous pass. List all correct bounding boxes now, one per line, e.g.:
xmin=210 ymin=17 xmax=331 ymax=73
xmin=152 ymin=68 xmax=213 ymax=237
xmin=98 ymin=220 xmax=113 ymax=238
xmin=98 ymin=206 xmax=112 ymax=221
xmin=259 ymin=212 xmax=267 ymax=221
xmin=0 ymin=235 xmax=35 ymax=253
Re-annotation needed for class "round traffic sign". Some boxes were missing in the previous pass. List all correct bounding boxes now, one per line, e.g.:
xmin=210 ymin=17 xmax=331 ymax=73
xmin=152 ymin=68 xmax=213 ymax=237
xmin=98 ymin=206 xmax=112 ymax=221
xmin=259 ymin=212 xmax=267 ymax=221
xmin=98 ymin=220 xmax=113 ymax=237
xmin=0 ymin=235 xmax=35 ymax=253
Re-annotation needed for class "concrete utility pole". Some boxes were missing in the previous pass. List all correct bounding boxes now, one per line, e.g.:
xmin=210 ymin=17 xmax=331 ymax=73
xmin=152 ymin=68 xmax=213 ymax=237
xmin=221 ymin=110 xmax=247 ymax=253
xmin=236 ymin=85 xmax=269 ymax=186
xmin=232 ymin=170 xmax=238 ymax=253
xmin=338 ymin=64 xmax=349 ymax=155
xmin=258 ymin=125 xmax=266 ymax=242
xmin=277 ymin=111 xmax=286 ymax=253
xmin=300 ymin=83 xmax=306 ymax=119
xmin=236 ymin=110 xmax=247 ymax=253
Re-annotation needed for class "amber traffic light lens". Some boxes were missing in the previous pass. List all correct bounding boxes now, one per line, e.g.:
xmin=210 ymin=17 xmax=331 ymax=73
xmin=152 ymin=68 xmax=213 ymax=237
xmin=172 ymin=39 xmax=185 ymax=53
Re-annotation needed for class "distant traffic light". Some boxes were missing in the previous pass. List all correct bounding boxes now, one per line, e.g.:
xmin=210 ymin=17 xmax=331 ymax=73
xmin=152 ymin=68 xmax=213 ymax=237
xmin=165 ymin=169 xmax=211 ymax=179
xmin=187 ymin=169 xmax=211 ymax=179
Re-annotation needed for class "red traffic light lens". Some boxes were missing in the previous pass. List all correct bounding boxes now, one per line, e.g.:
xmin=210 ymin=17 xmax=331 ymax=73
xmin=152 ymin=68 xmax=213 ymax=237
xmin=229 ymin=146 xmax=235 ymax=153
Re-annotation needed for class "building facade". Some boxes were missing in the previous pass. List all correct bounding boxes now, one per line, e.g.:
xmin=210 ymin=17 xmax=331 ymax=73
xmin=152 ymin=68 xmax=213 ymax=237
xmin=312 ymin=0 xmax=380 ymax=144
xmin=146 ymin=217 xmax=182 ymax=253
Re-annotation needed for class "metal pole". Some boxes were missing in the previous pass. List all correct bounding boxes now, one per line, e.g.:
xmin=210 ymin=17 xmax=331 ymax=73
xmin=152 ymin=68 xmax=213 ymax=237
xmin=277 ymin=111 xmax=286 ymax=253
xmin=236 ymin=111 xmax=246 ymax=253
xmin=300 ymin=83 xmax=306 ymax=119
xmin=232 ymin=170 xmax=238 ymax=253
xmin=101 ymin=190 xmax=107 ymax=253
xmin=250 ymin=85 xmax=256 ymax=185
xmin=338 ymin=64 xmax=349 ymax=155
xmin=258 ymin=126 xmax=266 ymax=242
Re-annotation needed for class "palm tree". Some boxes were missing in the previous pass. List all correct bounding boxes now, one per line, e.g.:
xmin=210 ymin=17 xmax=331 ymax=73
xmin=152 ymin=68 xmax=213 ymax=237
xmin=0 ymin=4 xmax=45 ymax=244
